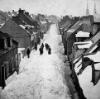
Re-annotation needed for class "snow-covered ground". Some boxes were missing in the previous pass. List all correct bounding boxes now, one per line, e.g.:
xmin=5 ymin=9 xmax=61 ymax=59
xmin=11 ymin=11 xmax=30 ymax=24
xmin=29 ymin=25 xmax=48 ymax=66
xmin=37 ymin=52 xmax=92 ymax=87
xmin=1 ymin=24 xmax=73 ymax=99
xmin=75 ymin=51 xmax=100 ymax=99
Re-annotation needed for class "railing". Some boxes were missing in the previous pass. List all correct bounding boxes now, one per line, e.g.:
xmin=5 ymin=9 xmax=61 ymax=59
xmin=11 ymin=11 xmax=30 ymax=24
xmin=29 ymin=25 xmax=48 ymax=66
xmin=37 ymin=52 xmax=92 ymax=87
xmin=73 ymin=31 xmax=100 ymax=64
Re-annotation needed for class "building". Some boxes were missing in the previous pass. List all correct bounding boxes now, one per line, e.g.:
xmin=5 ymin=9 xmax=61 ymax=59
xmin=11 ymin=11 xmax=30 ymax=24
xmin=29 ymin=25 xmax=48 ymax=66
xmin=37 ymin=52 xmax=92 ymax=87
xmin=80 ymin=15 xmax=94 ymax=33
xmin=0 ymin=31 xmax=18 ymax=88
xmin=0 ymin=19 xmax=32 ymax=49
xmin=73 ymin=32 xmax=100 ymax=99
xmin=93 ymin=14 xmax=100 ymax=35
xmin=59 ymin=15 xmax=74 ymax=34
xmin=64 ymin=21 xmax=82 ymax=56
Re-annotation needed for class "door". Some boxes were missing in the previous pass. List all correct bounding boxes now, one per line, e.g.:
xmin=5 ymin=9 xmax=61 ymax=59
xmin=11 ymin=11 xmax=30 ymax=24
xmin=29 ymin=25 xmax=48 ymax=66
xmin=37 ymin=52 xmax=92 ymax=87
xmin=1 ymin=65 xmax=6 ymax=88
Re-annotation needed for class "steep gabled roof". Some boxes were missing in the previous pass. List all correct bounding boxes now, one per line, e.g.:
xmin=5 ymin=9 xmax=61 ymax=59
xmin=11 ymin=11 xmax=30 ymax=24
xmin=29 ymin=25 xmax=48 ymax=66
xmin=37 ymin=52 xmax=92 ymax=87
xmin=0 ymin=19 xmax=30 ymax=38
xmin=0 ymin=30 xmax=11 ymax=39
xmin=66 ymin=21 xmax=82 ymax=39
xmin=12 ymin=12 xmax=39 ymax=27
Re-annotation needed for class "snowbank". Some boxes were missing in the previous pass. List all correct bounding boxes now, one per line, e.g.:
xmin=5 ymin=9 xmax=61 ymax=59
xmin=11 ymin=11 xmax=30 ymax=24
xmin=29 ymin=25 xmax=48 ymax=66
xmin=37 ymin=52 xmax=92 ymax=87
xmin=75 ymin=51 xmax=100 ymax=99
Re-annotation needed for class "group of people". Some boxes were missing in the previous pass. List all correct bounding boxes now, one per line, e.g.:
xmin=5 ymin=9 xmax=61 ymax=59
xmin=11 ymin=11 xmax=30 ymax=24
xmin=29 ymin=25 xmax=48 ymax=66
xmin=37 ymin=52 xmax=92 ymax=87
xmin=39 ymin=43 xmax=51 ymax=55
xmin=26 ymin=43 xmax=51 ymax=58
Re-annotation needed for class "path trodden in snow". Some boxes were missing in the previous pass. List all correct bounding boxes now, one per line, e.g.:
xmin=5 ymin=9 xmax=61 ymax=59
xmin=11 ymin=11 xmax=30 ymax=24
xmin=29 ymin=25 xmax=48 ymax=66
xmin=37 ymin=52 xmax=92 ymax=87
xmin=1 ymin=24 xmax=74 ymax=99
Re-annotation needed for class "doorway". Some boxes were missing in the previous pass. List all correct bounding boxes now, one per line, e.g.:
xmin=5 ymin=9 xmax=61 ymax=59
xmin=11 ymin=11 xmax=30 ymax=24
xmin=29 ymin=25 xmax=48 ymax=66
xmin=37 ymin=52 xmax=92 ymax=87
xmin=1 ymin=65 xmax=6 ymax=89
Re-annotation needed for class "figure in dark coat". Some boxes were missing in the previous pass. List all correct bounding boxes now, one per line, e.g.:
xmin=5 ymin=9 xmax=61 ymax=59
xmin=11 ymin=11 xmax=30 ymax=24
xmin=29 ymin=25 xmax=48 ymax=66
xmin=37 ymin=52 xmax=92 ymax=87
xmin=45 ymin=43 xmax=49 ymax=50
xmin=39 ymin=43 xmax=44 ymax=55
xmin=48 ymin=47 xmax=51 ymax=54
xmin=45 ymin=43 xmax=51 ymax=55
xmin=26 ymin=48 xmax=30 ymax=58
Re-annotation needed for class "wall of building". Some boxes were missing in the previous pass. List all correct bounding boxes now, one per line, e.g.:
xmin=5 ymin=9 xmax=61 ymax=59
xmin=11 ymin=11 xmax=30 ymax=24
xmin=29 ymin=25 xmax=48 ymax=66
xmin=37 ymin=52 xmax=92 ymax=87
xmin=0 ymin=47 xmax=18 ymax=87
xmin=0 ymin=20 xmax=31 ymax=48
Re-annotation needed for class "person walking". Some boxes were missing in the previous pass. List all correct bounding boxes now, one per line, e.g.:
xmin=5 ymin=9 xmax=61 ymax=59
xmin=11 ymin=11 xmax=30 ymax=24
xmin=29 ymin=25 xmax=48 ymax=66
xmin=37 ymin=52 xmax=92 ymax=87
xmin=48 ymin=47 xmax=51 ymax=54
xmin=45 ymin=43 xmax=49 ymax=50
xmin=45 ymin=43 xmax=51 ymax=55
xmin=39 ymin=43 xmax=44 ymax=55
xmin=26 ymin=48 xmax=30 ymax=58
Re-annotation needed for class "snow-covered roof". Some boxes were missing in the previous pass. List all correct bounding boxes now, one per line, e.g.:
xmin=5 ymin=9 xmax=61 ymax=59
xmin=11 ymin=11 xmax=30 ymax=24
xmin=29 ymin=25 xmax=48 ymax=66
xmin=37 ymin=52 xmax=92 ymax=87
xmin=67 ymin=21 xmax=82 ymax=33
xmin=76 ymin=31 xmax=90 ymax=37
xmin=67 ymin=29 xmax=75 ymax=33
xmin=24 ymin=25 xmax=34 ymax=28
xmin=19 ymin=25 xmax=26 ymax=29
xmin=18 ymin=48 xmax=25 ymax=53
xmin=0 ymin=23 xmax=5 ymax=28
xmin=74 ymin=41 xmax=93 ymax=49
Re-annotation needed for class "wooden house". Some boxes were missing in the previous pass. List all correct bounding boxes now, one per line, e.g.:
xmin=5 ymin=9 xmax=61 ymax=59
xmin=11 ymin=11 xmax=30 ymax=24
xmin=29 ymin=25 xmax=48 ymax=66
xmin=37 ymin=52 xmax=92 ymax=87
xmin=59 ymin=16 xmax=73 ymax=34
xmin=73 ymin=30 xmax=100 ymax=64
xmin=0 ymin=19 xmax=31 ymax=49
xmin=59 ymin=16 xmax=76 ymax=55
xmin=0 ymin=31 xmax=18 ymax=88
xmin=85 ymin=31 xmax=100 ymax=54
xmin=64 ymin=21 xmax=82 ymax=56
xmin=80 ymin=15 xmax=94 ymax=33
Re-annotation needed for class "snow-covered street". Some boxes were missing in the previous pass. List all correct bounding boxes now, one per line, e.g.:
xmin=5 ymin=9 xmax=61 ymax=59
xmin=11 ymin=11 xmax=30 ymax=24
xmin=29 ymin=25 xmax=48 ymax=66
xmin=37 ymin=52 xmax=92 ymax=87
xmin=1 ymin=24 xmax=74 ymax=99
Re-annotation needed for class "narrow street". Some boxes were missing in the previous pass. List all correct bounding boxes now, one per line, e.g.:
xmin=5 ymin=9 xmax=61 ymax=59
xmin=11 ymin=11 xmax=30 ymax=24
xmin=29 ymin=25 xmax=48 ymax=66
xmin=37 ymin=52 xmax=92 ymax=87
xmin=1 ymin=24 xmax=77 ymax=99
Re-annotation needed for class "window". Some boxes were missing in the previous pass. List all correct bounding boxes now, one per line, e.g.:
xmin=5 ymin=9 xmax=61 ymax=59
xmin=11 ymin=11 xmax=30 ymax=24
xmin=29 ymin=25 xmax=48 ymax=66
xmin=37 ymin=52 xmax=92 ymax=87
xmin=7 ymin=38 xmax=11 ymax=47
xmin=0 ymin=39 xmax=5 ymax=50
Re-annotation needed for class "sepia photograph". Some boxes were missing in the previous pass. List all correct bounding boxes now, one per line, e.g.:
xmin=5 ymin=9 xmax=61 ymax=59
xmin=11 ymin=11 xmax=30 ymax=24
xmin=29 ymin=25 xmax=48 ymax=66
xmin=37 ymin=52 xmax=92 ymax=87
xmin=0 ymin=0 xmax=100 ymax=99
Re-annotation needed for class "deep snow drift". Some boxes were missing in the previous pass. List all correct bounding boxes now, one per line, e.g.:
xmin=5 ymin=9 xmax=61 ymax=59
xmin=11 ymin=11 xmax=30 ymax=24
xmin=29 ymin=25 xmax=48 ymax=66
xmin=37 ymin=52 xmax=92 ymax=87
xmin=75 ymin=51 xmax=100 ymax=99
xmin=1 ymin=24 xmax=72 ymax=99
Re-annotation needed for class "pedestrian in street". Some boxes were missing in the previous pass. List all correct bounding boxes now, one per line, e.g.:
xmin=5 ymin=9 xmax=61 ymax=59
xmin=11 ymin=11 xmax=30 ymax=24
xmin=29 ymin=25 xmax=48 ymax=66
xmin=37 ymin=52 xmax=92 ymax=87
xmin=45 ymin=43 xmax=51 ymax=55
xmin=26 ymin=48 xmax=30 ymax=58
xmin=45 ymin=43 xmax=49 ymax=51
xmin=48 ymin=47 xmax=51 ymax=54
xmin=39 ymin=43 xmax=44 ymax=55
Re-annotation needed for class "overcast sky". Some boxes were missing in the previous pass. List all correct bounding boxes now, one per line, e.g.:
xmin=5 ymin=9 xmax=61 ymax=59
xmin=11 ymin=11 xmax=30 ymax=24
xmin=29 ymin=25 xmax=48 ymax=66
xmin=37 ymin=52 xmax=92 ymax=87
xmin=0 ymin=0 xmax=100 ymax=16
